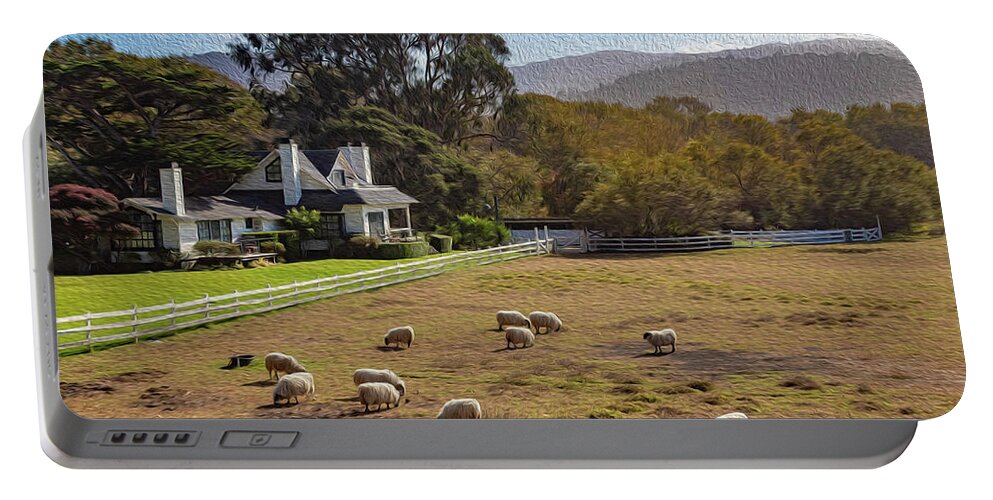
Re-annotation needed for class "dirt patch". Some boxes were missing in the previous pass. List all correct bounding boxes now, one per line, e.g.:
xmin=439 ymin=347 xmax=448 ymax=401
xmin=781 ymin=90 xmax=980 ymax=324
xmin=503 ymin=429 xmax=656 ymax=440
xmin=779 ymin=375 xmax=822 ymax=391
xmin=804 ymin=247 xmax=885 ymax=255
xmin=108 ymin=370 xmax=166 ymax=384
xmin=60 ymin=382 xmax=114 ymax=398
xmin=784 ymin=311 xmax=864 ymax=327
xmin=136 ymin=385 xmax=187 ymax=411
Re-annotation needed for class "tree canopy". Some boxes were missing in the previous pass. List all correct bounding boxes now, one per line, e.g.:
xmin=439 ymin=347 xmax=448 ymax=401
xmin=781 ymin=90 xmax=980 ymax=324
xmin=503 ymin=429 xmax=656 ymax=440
xmin=44 ymin=38 xmax=269 ymax=198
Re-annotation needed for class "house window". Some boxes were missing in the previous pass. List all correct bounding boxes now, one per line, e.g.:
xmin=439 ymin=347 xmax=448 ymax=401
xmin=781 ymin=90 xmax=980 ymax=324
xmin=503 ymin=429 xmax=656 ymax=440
xmin=265 ymin=162 xmax=282 ymax=182
xmin=331 ymin=170 xmax=346 ymax=187
xmin=245 ymin=217 xmax=261 ymax=231
xmin=316 ymin=213 xmax=344 ymax=239
xmin=114 ymin=211 xmax=162 ymax=250
xmin=367 ymin=211 xmax=386 ymax=237
xmin=196 ymin=220 xmax=233 ymax=242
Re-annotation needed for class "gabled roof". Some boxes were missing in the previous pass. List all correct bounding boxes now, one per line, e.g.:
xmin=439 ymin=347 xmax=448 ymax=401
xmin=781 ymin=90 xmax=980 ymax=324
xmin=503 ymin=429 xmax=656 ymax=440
xmin=125 ymin=188 xmax=419 ymax=220
xmin=228 ymin=188 xmax=419 ymax=213
xmin=123 ymin=195 xmax=285 ymax=220
xmin=242 ymin=148 xmax=366 ymax=189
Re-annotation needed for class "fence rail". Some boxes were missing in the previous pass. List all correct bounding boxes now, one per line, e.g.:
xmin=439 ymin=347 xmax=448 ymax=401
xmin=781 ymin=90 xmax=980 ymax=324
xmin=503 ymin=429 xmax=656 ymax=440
xmin=585 ymin=226 xmax=882 ymax=253
xmin=57 ymin=237 xmax=554 ymax=352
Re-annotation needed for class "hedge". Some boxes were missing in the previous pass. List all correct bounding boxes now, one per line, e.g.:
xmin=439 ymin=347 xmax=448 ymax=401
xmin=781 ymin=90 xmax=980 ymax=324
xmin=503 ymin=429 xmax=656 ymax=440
xmin=375 ymin=241 xmax=432 ymax=260
xmin=428 ymin=234 xmax=453 ymax=253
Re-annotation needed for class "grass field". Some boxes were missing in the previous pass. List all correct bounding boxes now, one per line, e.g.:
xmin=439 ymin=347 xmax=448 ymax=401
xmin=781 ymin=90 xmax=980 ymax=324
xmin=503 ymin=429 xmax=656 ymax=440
xmin=53 ymin=254 xmax=445 ymax=317
xmin=58 ymin=237 xmax=964 ymax=419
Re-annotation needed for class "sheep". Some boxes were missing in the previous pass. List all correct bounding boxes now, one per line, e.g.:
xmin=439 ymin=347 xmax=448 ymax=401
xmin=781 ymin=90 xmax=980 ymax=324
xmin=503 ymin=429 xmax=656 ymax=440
xmin=272 ymin=372 xmax=315 ymax=406
xmin=496 ymin=310 xmax=531 ymax=331
xmin=264 ymin=352 xmax=307 ymax=380
xmin=528 ymin=311 xmax=562 ymax=334
xmin=716 ymin=412 xmax=748 ymax=419
xmin=505 ymin=326 xmax=535 ymax=349
xmin=384 ymin=326 xmax=415 ymax=349
xmin=437 ymin=399 xmax=483 ymax=419
xmin=643 ymin=328 xmax=677 ymax=355
xmin=357 ymin=382 xmax=402 ymax=412
xmin=352 ymin=368 xmax=406 ymax=396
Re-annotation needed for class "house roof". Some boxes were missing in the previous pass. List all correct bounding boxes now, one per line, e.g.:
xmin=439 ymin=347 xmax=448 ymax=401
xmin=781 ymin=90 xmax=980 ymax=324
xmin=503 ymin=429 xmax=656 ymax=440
xmin=125 ymin=188 xmax=418 ymax=220
xmin=123 ymin=195 xmax=286 ymax=220
xmin=246 ymin=149 xmax=346 ymax=179
xmin=229 ymin=188 xmax=419 ymax=213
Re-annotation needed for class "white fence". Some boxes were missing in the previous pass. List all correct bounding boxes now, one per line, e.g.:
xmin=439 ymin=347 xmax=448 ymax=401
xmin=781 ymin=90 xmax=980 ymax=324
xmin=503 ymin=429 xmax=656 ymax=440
xmin=585 ymin=226 xmax=882 ymax=253
xmin=57 ymin=238 xmax=554 ymax=352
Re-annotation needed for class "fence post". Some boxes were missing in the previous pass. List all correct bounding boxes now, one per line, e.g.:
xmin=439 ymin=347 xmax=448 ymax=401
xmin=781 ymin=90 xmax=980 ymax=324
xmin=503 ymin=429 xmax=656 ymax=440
xmin=580 ymin=228 xmax=589 ymax=253
xmin=203 ymin=294 xmax=210 ymax=319
xmin=876 ymin=215 xmax=883 ymax=241
xmin=543 ymin=226 xmax=551 ymax=254
xmin=127 ymin=305 xmax=138 ymax=343
xmin=233 ymin=290 xmax=240 ymax=313
xmin=85 ymin=311 xmax=92 ymax=352
xmin=267 ymin=283 xmax=274 ymax=307
xmin=169 ymin=299 xmax=177 ymax=328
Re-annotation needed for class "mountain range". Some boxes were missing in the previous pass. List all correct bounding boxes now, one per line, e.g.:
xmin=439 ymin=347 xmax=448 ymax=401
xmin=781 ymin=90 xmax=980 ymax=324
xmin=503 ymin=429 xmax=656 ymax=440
xmin=187 ymin=37 xmax=923 ymax=118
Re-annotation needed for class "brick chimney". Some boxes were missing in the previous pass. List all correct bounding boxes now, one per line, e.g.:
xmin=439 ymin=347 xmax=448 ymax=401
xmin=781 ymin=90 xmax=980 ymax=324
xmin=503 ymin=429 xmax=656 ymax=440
xmin=278 ymin=138 xmax=302 ymax=205
xmin=341 ymin=143 xmax=373 ymax=185
xmin=159 ymin=162 xmax=185 ymax=216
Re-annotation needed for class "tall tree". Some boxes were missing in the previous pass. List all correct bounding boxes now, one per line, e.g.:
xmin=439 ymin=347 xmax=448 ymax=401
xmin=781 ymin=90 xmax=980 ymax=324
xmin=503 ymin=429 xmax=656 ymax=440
xmin=230 ymin=34 xmax=516 ymax=146
xmin=846 ymin=103 xmax=934 ymax=167
xmin=44 ymin=38 xmax=269 ymax=197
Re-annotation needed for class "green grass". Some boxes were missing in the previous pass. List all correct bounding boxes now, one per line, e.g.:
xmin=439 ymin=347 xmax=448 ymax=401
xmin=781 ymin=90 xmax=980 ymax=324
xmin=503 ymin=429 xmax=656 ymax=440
xmin=54 ymin=254 xmax=447 ymax=317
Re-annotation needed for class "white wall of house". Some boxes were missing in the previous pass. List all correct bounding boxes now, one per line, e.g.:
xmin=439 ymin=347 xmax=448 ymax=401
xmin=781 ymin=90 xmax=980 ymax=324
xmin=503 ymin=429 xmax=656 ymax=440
xmin=340 ymin=204 xmax=411 ymax=237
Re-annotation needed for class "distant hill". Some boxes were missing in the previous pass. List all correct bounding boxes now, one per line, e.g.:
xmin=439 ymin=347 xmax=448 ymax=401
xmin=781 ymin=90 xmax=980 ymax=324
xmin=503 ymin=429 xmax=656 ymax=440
xmin=186 ymin=38 xmax=923 ymax=118
xmin=185 ymin=52 xmax=289 ymax=90
xmin=572 ymin=51 xmax=923 ymax=118
xmin=508 ymin=38 xmax=907 ymax=98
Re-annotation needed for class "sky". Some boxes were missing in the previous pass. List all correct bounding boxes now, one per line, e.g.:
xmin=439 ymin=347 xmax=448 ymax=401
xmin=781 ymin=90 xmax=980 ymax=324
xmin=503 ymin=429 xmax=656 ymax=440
xmin=62 ymin=33 xmax=877 ymax=66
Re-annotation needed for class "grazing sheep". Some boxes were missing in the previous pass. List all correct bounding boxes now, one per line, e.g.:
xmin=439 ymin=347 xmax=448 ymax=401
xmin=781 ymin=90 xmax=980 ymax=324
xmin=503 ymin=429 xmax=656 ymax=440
xmin=528 ymin=311 xmax=562 ymax=334
xmin=352 ymin=368 xmax=406 ymax=396
xmin=437 ymin=399 xmax=483 ymax=419
xmin=643 ymin=329 xmax=677 ymax=355
xmin=496 ymin=310 xmax=531 ymax=331
xmin=384 ymin=326 xmax=415 ymax=349
xmin=272 ymin=372 xmax=315 ymax=406
xmin=505 ymin=326 xmax=535 ymax=349
xmin=357 ymin=382 xmax=402 ymax=412
xmin=264 ymin=352 xmax=307 ymax=380
xmin=716 ymin=412 xmax=748 ymax=419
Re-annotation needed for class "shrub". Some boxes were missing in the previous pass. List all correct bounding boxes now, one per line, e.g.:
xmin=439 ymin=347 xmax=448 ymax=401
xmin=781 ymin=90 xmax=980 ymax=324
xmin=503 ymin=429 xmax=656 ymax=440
xmin=243 ymin=230 xmax=300 ymax=261
xmin=375 ymin=241 xmax=431 ymax=260
xmin=260 ymin=240 xmax=286 ymax=256
xmin=346 ymin=235 xmax=381 ymax=259
xmin=439 ymin=214 xmax=511 ymax=250
xmin=428 ymin=233 xmax=453 ymax=253
xmin=193 ymin=240 xmax=241 ymax=256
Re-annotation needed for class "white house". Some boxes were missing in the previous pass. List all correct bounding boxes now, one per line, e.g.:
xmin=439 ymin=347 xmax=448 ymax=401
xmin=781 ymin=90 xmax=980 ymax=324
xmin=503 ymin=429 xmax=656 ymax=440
xmin=116 ymin=140 xmax=418 ymax=257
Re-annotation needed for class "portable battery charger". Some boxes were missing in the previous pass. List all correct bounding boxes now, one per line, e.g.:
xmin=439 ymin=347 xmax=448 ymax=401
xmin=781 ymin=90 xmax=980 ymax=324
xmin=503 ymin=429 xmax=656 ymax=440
xmin=28 ymin=33 xmax=963 ymax=468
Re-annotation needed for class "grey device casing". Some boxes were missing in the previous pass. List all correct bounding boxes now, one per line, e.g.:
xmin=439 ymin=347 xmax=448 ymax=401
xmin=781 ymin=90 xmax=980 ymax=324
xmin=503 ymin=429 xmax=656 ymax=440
xmin=25 ymin=101 xmax=916 ymax=468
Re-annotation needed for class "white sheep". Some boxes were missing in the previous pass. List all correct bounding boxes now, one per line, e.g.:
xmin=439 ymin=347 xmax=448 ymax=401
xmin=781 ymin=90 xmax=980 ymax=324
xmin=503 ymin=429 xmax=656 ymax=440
xmin=264 ymin=352 xmax=307 ymax=380
xmin=496 ymin=310 xmax=531 ymax=331
xmin=528 ymin=311 xmax=562 ymax=334
xmin=716 ymin=412 xmax=748 ymax=419
xmin=505 ymin=326 xmax=535 ymax=349
xmin=352 ymin=368 xmax=406 ymax=396
xmin=643 ymin=328 xmax=677 ymax=355
xmin=357 ymin=382 xmax=402 ymax=412
xmin=384 ymin=326 xmax=415 ymax=349
xmin=437 ymin=398 xmax=482 ymax=419
xmin=272 ymin=372 xmax=315 ymax=406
